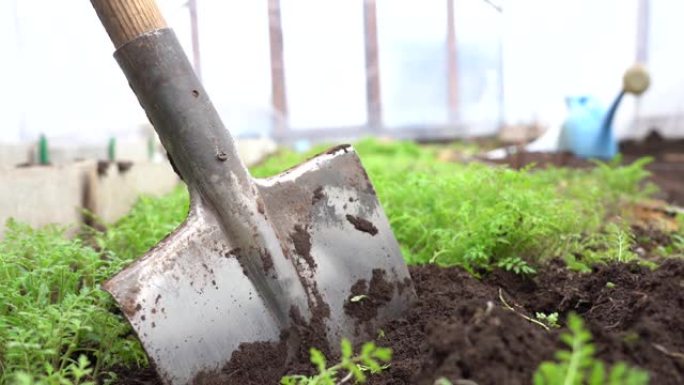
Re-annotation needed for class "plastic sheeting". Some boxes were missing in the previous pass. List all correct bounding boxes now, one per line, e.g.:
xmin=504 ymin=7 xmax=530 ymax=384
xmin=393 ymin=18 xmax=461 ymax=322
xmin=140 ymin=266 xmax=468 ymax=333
xmin=0 ymin=0 xmax=682 ymax=145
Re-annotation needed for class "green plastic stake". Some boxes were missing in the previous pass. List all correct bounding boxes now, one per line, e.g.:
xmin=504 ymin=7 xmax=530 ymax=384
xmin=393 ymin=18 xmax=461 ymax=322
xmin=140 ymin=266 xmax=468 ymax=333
xmin=108 ymin=137 xmax=116 ymax=162
xmin=147 ymin=136 xmax=155 ymax=161
xmin=38 ymin=134 xmax=50 ymax=165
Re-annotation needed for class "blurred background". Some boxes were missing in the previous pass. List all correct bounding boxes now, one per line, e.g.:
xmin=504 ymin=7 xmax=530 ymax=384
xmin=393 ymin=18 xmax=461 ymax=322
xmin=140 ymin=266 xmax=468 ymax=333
xmin=1 ymin=0 xmax=682 ymax=164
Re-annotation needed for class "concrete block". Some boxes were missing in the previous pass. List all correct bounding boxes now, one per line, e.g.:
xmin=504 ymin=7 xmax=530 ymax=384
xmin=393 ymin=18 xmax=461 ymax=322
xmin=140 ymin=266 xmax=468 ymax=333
xmin=0 ymin=137 xmax=274 ymax=237
xmin=91 ymin=161 xmax=179 ymax=224
xmin=0 ymin=144 xmax=32 ymax=168
xmin=236 ymin=138 xmax=278 ymax=166
xmin=0 ymin=161 xmax=96 ymax=238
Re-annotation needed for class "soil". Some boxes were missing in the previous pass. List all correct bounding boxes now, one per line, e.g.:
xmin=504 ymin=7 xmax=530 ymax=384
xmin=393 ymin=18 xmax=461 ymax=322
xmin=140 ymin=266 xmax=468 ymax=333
xmin=344 ymin=269 xmax=395 ymax=323
xmin=97 ymin=160 xmax=135 ymax=176
xmin=346 ymin=214 xmax=379 ymax=235
xmin=290 ymin=224 xmax=315 ymax=270
xmin=113 ymin=256 xmax=684 ymax=385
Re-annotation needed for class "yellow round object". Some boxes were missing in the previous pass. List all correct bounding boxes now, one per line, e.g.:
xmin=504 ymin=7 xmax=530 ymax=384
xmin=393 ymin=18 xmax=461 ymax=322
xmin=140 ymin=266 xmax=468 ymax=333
xmin=623 ymin=64 xmax=650 ymax=95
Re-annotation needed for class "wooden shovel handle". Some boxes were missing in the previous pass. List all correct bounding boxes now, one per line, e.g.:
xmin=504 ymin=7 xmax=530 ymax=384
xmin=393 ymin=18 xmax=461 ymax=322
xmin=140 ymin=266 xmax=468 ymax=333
xmin=90 ymin=0 xmax=167 ymax=48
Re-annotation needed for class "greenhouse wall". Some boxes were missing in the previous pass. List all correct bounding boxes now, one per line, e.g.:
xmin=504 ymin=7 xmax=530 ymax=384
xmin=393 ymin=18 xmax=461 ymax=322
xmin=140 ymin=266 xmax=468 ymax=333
xmin=0 ymin=0 xmax=682 ymax=152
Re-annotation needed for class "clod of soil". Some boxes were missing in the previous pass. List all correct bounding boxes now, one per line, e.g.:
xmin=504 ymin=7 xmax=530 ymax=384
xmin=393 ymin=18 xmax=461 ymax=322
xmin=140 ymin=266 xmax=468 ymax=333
xmin=97 ymin=160 xmax=110 ymax=176
xmin=260 ymin=250 xmax=274 ymax=275
xmin=325 ymin=144 xmax=351 ymax=155
xmin=344 ymin=269 xmax=394 ymax=323
xmin=290 ymin=224 xmax=316 ymax=270
xmin=114 ymin=258 xmax=684 ymax=385
xmin=117 ymin=161 xmax=134 ymax=173
xmin=345 ymin=214 xmax=379 ymax=235
xmin=194 ymin=338 xmax=289 ymax=385
xmin=312 ymin=186 xmax=325 ymax=205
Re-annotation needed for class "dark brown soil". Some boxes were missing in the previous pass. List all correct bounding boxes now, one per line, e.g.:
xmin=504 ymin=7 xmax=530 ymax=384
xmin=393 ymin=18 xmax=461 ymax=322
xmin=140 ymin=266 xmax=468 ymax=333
xmin=370 ymin=259 xmax=684 ymax=385
xmin=344 ymin=269 xmax=395 ymax=323
xmin=346 ymin=214 xmax=379 ymax=235
xmin=290 ymin=224 xmax=315 ymax=270
xmin=112 ymin=258 xmax=684 ymax=385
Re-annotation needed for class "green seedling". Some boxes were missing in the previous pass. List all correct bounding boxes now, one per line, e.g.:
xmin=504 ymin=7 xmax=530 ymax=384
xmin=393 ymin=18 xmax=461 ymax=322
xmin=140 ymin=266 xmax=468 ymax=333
xmin=280 ymin=339 xmax=392 ymax=385
xmin=0 ymin=187 xmax=188 ymax=384
xmin=497 ymin=256 xmax=536 ymax=275
xmin=535 ymin=312 xmax=561 ymax=329
xmin=534 ymin=313 xmax=649 ymax=385
xmin=0 ymin=221 xmax=146 ymax=385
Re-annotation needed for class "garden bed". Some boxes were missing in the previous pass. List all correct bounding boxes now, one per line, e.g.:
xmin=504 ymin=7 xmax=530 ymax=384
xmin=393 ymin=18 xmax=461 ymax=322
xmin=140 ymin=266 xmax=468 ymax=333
xmin=485 ymin=131 xmax=684 ymax=205
xmin=113 ymin=251 xmax=684 ymax=385
xmin=2 ymin=138 xmax=683 ymax=385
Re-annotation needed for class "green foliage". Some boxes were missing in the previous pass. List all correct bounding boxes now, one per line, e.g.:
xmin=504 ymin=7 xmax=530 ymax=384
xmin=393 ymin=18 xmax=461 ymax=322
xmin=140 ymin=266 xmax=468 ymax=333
xmin=497 ymin=256 xmax=536 ymax=275
xmin=0 ymin=138 xmax=662 ymax=383
xmin=0 ymin=186 xmax=189 ymax=384
xmin=0 ymin=221 xmax=146 ymax=385
xmin=280 ymin=339 xmax=391 ymax=385
xmin=533 ymin=313 xmax=649 ymax=385
xmin=250 ymin=138 xmax=657 ymax=273
xmin=92 ymin=186 xmax=189 ymax=263
xmin=564 ymin=221 xmax=639 ymax=272
xmin=535 ymin=312 xmax=561 ymax=329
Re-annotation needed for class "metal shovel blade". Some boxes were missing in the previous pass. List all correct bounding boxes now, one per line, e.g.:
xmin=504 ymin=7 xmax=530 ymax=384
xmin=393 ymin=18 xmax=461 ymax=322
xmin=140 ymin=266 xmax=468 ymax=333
xmin=103 ymin=145 xmax=414 ymax=385
xmin=100 ymin=28 xmax=415 ymax=385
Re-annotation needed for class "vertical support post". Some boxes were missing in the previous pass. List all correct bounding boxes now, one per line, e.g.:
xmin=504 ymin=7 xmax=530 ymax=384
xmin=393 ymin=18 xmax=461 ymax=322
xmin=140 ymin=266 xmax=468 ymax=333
xmin=268 ymin=0 xmax=288 ymax=135
xmin=364 ymin=0 xmax=382 ymax=129
xmin=446 ymin=0 xmax=459 ymax=124
xmin=188 ymin=0 xmax=202 ymax=80
xmin=634 ymin=0 xmax=649 ymax=134
xmin=636 ymin=0 xmax=649 ymax=64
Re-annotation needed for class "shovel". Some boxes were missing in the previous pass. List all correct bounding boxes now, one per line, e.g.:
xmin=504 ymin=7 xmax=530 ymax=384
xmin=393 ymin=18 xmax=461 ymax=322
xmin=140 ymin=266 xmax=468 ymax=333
xmin=89 ymin=1 xmax=415 ymax=384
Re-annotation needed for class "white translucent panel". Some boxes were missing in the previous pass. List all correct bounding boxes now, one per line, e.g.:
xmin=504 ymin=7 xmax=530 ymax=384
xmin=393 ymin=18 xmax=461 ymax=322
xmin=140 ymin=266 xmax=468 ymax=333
xmin=501 ymin=0 xmax=638 ymax=134
xmin=633 ymin=1 xmax=684 ymax=138
xmin=195 ymin=0 xmax=273 ymax=137
xmin=280 ymin=0 xmax=367 ymax=129
xmin=453 ymin=0 xmax=503 ymax=135
xmin=5 ymin=0 xmax=147 ymax=143
xmin=377 ymin=0 xmax=448 ymax=128
xmin=0 ymin=0 xmax=22 ymax=142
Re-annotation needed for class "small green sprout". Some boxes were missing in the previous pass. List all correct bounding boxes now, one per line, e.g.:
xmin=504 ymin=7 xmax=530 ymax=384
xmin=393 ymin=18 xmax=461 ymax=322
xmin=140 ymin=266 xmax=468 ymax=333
xmin=535 ymin=312 xmax=561 ymax=329
xmin=377 ymin=329 xmax=386 ymax=340
xmin=534 ymin=313 xmax=650 ymax=385
xmin=280 ymin=339 xmax=392 ymax=385
xmin=497 ymin=256 xmax=537 ymax=276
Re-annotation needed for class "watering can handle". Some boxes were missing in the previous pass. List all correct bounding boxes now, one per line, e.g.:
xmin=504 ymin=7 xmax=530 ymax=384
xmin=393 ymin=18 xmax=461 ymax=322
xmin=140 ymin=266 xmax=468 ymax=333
xmin=91 ymin=0 xmax=167 ymax=49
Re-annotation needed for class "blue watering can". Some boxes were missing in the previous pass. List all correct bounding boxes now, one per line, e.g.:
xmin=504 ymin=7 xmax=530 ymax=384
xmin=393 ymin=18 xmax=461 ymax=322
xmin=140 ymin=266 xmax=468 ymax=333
xmin=559 ymin=92 xmax=624 ymax=159
xmin=559 ymin=65 xmax=650 ymax=160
